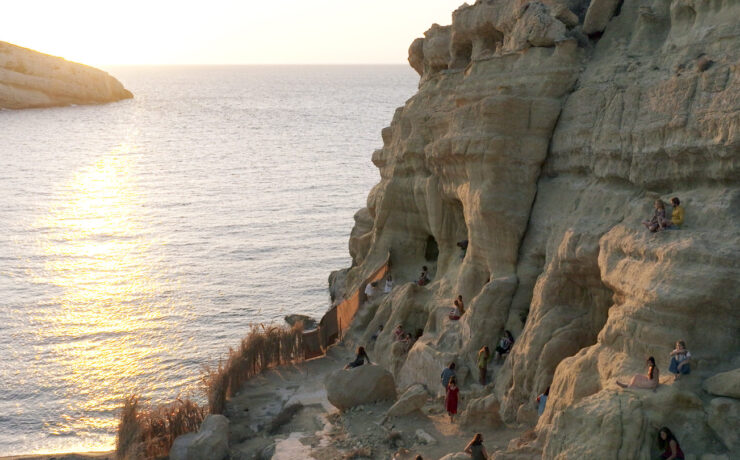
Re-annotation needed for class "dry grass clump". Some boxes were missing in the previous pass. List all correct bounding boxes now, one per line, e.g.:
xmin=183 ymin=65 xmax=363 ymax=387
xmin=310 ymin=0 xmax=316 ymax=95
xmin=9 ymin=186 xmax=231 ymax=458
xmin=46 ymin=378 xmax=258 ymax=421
xmin=204 ymin=323 xmax=304 ymax=414
xmin=115 ymin=395 xmax=206 ymax=460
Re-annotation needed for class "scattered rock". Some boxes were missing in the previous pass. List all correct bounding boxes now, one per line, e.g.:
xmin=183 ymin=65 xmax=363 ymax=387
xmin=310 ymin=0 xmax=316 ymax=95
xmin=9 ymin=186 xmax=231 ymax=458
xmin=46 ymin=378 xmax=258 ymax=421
xmin=325 ymin=364 xmax=397 ymax=411
xmin=386 ymin=384 xmax=428 ymax=417
xmin=703 ymin=368 xmax=740 ymax=398
xmin=284 ymin=314 xmax=317 ymax=330
xmin=170 ymin=414 xmax=229 ymax=460
xmin=414 ymin=428 xmax=437 ymax=445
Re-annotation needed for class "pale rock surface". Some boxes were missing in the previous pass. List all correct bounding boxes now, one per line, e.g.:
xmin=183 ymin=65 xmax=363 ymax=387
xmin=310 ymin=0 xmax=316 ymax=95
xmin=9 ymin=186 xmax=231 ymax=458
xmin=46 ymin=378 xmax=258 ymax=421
xmin=332 ymin=0 xmax=740 ymax=458
xmin=325 ymin=364 xmax=396 ymax=411
xmin=707 ymin=397 xmax=740 ymax=452
xmin=386 ymin=383 xmax=428 ymax=417
xmin=415 ymin=428 xmax=437 ymax=445
xmin=0 ymin=41 xmax=132 ymax=109
xmin=460 ymin=394 xmax=503 ymax=428
xmin=703 ymin=368 xmax=740 ymax=399
xmin=170 ymin=414 xmax=229 ymax=460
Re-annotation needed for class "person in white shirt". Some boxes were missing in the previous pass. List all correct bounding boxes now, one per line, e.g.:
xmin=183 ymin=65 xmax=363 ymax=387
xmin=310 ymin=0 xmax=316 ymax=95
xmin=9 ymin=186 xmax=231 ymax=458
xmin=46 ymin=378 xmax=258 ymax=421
xmin=384 ymin=275 xmax=393 ymax=293
xmin=364 ymin=281 xmax=377 ymax=300
xmin=668 ymin=340 xmax=691 ymax=380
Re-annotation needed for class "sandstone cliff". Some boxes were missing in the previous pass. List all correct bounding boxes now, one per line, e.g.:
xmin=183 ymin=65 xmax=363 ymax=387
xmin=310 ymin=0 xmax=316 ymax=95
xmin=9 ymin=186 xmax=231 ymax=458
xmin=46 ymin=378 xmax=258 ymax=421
xmin=334 ymin=0 xmax=739 ymax=458
xmin=0 ymin=42 xmax=132 ymax=109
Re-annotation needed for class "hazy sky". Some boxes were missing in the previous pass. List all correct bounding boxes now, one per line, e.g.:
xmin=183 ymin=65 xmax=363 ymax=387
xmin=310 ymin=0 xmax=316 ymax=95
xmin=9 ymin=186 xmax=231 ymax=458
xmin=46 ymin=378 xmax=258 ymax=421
xmin=4 ymin=0 xmax=463 ymax=65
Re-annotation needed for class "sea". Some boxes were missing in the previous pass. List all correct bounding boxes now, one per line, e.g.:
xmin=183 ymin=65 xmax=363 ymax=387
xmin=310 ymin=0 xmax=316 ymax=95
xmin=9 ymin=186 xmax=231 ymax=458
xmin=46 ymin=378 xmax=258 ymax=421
xmin=0 ymin=65 xmax=418 ymax=455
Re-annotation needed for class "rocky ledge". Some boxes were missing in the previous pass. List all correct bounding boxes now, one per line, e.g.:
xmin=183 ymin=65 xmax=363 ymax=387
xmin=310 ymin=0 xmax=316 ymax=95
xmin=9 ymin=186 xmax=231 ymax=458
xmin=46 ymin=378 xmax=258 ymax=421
xmin=0 ymin=41 xmax=132 ymax=109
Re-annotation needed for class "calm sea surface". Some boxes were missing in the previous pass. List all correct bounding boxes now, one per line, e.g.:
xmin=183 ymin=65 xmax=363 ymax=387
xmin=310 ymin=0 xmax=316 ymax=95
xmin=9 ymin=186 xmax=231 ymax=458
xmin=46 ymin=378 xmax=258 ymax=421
xmin=0 ymin=65 xmax=417 ymax=455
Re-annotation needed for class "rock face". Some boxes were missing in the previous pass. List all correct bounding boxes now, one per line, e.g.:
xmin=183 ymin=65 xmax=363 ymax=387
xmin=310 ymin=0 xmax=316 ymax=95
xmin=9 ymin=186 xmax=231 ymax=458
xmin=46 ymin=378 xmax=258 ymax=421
xmin=703 ymin=368 xmax=740 ymax=399
xmin=170 ymin=414 xmax=230 ymax=460
xmin=386 ymin=383 xmax=429 ymax=417
xmin=325 ymin=364 xmax=397 ymax=411
xmin=0 ymin=41 xmax=132 ymax=109
xmin=333 ymin=0 xmax=739 ymax=458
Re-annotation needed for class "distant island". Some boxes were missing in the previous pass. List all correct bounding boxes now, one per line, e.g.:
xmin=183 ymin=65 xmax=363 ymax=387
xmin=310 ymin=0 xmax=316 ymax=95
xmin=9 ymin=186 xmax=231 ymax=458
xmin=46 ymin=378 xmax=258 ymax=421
xmin=0 ymin=41 xmax=131 ymax=109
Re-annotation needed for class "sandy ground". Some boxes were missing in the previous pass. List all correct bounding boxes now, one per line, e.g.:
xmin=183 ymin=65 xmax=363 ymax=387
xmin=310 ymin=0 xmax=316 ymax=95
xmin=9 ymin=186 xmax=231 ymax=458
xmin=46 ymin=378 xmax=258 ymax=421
xmin=226 ymin=344 xmax=525 ymax=459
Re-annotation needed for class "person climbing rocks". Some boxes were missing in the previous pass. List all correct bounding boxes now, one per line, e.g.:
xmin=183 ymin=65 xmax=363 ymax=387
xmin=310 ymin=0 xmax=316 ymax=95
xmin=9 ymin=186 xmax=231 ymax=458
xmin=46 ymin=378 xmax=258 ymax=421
xmin=667 ymin=197 xmax=684 ymax=229
xmin=441 ymin=362 xmax=456 ymax=389
xmin=657 ymin=427 xmax=685 ymax=459
xmin=384 ymin=274 xmax=393 ymax=293
xmin=537 ymin=386 xmax=550 ymax=417
xmin=344 ymin=346 xmax=371 ymax=369
xmin=477 ymin=345 xmax=492 ymax=385
xmin=445 ymin=376 xmax=459 ymax=423
xmin=495 ymin=330 xmax=514 ymax=361
xmin=643 ymin=199 xmax=668 ymax=232
xmin=418 ymin=266 xmax=430 ymax=286
xmin=457 ymin=239 xmax=469 ymax=259
xmin=449 ymin=298 xmax=462 ymax=320
xmin=668 ymin=340 xmax=691 ymax=380
xmin=617 ymin=356 xmax=659 ymax=389
xmin=464 ymin=433 xmax=489 ymax=460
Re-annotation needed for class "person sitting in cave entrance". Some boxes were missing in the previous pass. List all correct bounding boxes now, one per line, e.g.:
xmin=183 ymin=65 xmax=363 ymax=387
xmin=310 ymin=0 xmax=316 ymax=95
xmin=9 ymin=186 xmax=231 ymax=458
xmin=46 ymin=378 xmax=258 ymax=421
xmin=642 ymin=199 xmax=668 ymax=232
xmin=384 ymin=274 xmax=393 ymax=293
xmin=449 ymin=298 xmax=462 ymax=320
xmin=668 ymin=340 xmax=691 ymax=380
xmin=494 ymin=330 xmax=515 ymax=361
xmin=370 ymin=324 xmax=384 ymax=341
xmin=457 ymin=239 xmax=469 ymax=259
xmin=418 ymin=266 xmax=431 ymax=286
xmin=617 ymin=356 xmax=660 ymax=390
xmin=344 ymin=346 xmax=372 ymax=369
xmin=394 ymin=324 xmax=405 ymax=341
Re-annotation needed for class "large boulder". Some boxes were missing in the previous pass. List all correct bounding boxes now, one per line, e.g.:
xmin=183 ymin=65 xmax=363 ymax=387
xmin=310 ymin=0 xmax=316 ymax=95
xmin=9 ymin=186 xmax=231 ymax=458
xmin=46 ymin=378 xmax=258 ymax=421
xmin=460 ymin=394 xmax=503 ymax=428
xmin=707 ymin=397 xmax=740 ymax=451
xmin=325 ymin=364 xmax=396 ymax=411
xmin=703 ymin=369 xmax=740 ymax=399
xmin=170 ymin=414 xmax=229 ymax=460
xmin=386 ymin=384 xmax=429 ymax=417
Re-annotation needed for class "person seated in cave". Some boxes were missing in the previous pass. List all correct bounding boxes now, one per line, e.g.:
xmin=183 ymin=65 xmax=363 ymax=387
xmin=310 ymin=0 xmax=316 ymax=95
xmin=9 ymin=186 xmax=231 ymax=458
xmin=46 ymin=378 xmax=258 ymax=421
xmin=394 ymin=324 xmax=405 ymax=341
xmin=384 ymin=274 xmax=393 ymax=293
xmin=495 ymin=330 xmax=515 ymax=361
xmin=666 ymin=197 xmax=684 ymax=229
xmin=617 ymin=356 xmax=659 ymax=390
xmin=449 ymin=299 xmax=462 ymax=320
xmin=668 ymin=340 xmax=691 ymax=380
xmin=364 ymin=281 xmax=378 ymax=300
xmin=457 ymin=239 xmax=469 ymax=259
xmin=370 ymin=324 xmax=383 ymax=341
xmin=418 ymin=266 xmax=431 ymax=286
xmin=642 ymin=199 xmax=668 ymax=232
xmin=344 ymin=346 xmax=372 ymax=369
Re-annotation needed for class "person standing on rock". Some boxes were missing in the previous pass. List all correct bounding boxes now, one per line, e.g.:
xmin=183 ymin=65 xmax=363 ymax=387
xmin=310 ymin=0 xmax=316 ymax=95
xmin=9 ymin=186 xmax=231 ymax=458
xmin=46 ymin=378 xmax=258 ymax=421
xmin=477 ymin=346 xmax=492 ymax=385
xmin=441 ymin=362 xmax=456 ymax=389
xmin=657 ymin=427 xmax=685 ymax=460
xmin=464 ymin=433 xmax=489 ymax=460
xmin=344 ymin=346 xmax=372 ymax=369
xmin=445 ymin=377 xmax=459 ymax=422
xmin=617 ymin=356 xmax=659 ymax=389
xmin=642 ymin=199 xmax=667 ymax=232
xmin=668 ymin=341 xmax=691 ymax=380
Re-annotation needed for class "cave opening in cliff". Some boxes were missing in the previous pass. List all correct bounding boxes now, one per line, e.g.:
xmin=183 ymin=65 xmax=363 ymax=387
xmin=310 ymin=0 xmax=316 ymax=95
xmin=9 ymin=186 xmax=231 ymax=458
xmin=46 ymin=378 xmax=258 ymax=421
xmin=424 ymin=235 xmax=439 ymax=262
xmin=451 ymin=40 xmax=472 ymax=69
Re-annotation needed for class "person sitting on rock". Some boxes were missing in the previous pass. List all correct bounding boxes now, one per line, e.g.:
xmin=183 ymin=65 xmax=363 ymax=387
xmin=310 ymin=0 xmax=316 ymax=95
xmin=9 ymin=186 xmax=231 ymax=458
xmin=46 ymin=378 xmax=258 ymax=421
xmin=394 ymin=324 xmax=405 ymax=341
xmin=477 ymin=346 xmax=492 ymax=385
xmin=449 ymin=299 xmax=462 ymax=320
xmin=617 ymin=356 xmax=659 ymax=389
xmin=537 ymin=386 xmax=550 ymax=417
xmin=418 ymin=266 xmax=431 ymax=286
xmin=364 ymin=281 xmax=378 ymax=300
xmin=657 ymin=427 xmax=685 ymax=460
xmin=667 ymin=197 xmax=684 ymax=229
xmin=668 ymin=340 xmax=691 ymax=380
xmin=642 ymin=199 xmax=668 ymax=232
xmin=344 ymin=346 xmax=371 ymax=369
xmin=441 ymin=362 xmax=456 ymax=389
xmin=445 ymin=377 xmax=460 ymax=423
xmin=464 ymin=433 xmax=489 ymax=460
xmin=384 ymin=274 xmax=393 ymax=293
xmin=401 ymin=332 xmax=415 ymax=352
xmin=370 ymin=324 xmax=383 ymax=341
xmin=495 ymin=330 xmax=515 ymax=361
xmin=457 ymin=239 xmax=469 ymax=259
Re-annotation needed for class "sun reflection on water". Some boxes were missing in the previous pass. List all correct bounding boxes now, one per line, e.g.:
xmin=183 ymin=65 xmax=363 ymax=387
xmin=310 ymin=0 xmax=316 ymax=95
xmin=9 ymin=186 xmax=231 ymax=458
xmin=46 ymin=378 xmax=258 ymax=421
xmin=31 ymin=145 xmax=180 ymax=448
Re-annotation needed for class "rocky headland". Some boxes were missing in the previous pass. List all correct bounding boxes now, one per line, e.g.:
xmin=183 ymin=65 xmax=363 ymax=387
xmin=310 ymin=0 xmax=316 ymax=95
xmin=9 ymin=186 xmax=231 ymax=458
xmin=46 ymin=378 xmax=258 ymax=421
xmin=0 ymin=42 xmax=132 ymax=109
xmin=326 ymin=0 xmax=739 ymax=458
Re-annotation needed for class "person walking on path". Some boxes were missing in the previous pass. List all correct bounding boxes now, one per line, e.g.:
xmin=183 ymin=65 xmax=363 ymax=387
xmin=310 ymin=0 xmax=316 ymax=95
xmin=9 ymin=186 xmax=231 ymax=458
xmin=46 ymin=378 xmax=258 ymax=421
xmin=477 ymin=346 xmax=492 ymax=385
xmin=464 ymin=433 xmax=489 ymax=460
xmin=445 ymin=377 xmax=460 ymax=423
xmin=441 ymin=362 xmax=456 ymax=389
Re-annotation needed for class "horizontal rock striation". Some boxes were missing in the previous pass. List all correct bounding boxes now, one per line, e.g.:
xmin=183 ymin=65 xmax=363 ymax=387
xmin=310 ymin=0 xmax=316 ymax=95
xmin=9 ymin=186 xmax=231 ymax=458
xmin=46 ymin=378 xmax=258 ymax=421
xmin=0 ymin=41 xmax=132 ymax=109
xmin=335 ymin=0 xmax=739 ymax=458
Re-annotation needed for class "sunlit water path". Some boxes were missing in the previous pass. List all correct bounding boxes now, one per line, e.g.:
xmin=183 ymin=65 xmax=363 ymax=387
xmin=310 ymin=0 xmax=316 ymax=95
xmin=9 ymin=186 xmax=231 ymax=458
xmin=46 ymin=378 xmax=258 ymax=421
xmin=0 ymin=65 xmax=417 ymax=455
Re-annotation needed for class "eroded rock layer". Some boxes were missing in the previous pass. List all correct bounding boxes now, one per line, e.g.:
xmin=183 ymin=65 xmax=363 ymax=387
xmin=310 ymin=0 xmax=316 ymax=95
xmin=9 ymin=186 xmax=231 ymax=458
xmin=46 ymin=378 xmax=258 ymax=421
xmin=334 ymin=0 xmax=739 ymax=458
xmin=0 ymin=41 xmax=132 ymax=109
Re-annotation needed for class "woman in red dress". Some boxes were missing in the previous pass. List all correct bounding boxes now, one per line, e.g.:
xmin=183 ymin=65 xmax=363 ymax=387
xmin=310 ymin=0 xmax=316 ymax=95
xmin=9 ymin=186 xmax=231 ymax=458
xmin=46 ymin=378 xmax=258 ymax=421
xmin=445 ymin=377 xmax=460 ymax=422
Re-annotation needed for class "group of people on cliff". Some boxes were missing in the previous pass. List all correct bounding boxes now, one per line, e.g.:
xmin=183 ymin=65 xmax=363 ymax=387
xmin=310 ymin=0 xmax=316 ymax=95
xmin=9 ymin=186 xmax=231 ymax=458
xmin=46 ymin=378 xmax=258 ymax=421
xmin=617 ymin=340 xmax=692 ymax=389
xmin=642 ymin=197 xmax=684 ymax=232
